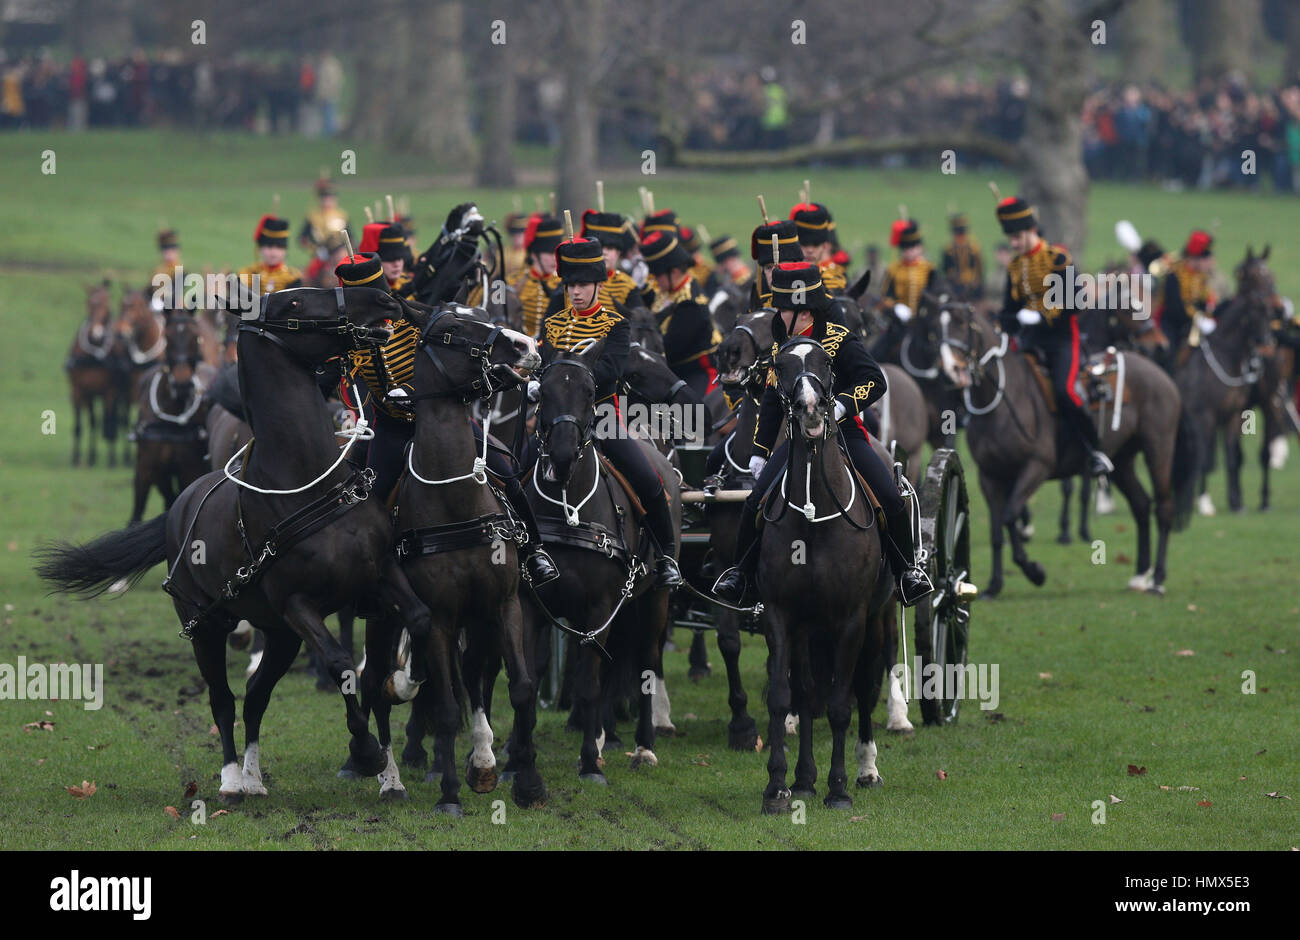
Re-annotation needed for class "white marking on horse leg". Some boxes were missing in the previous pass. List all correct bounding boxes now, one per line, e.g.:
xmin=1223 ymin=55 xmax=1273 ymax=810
xmin=470 ymin=708 xmax=496 ymax=770
xmin=245 ymin=648 xmax=264 ymax=678
xmin=220 ymin=761 xmax=243 ymax=797
xmin=1197 ymin=493 xmax=1216 ymax=516
xmin=356 ymin=650 xmax=366 ymax=679
xmin=630 ymin=745 xmax=658 ymax=768
xmin=885 ymin=671 xmax=914 ymax=732
xmin=1127 ymin=569 xmax=1154 ymax=591
xmin=595 ymin=728 xmax=606 ymax=758
xmin=378 ymin=745 xmax=406 ymax=797
xmin=241 ymin=741 xmax=268 ymax=795
xmin=856 ymin=740 xmax=881 ymax=784
xmin=784 ymin=712 xmax=799 ymax=735
xmin=652 ymin=675 xmax=675 ymax=733
xmin=1269 ymin=436 xmax=1288 ymax=471
xmin=1095 ymin=486 xmax=1115 ymax=515
xmin=231 ymin=619 xmax=252 ymax=638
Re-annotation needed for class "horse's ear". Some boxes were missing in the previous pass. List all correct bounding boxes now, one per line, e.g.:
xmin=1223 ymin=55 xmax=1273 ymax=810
xmin=1261 ymin=244 xmax=1270 ymax=261
xmin=398 ymin=298 xmax=430 ymax=333
xmin=1245 ymin=244 xmax=1254 ymax=262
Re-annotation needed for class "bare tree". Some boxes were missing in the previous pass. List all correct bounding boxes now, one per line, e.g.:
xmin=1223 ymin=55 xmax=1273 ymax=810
xmin=1186 ymin=0 xmax=1262 ymax=82
xmin=555 ymin=0 xmax=605 ymax=216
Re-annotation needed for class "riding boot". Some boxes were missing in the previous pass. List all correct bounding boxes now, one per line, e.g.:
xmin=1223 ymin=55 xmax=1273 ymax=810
xmin=884 ymin=501 xmax=934 ymax=607
xmin=642 ymin=492 xmax=683 ymax=588
xmin=712 ymin=499 xmax=761 ymax=604
xmin=502 ymin=474 xmax=559 ymax=586
xmin=1066 ymin=403 xmax=1113 ymax=477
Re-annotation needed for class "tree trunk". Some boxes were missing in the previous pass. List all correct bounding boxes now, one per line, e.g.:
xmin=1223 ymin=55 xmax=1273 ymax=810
xmin=476 ymin=52 xmax=517 ymax=186
xmin=555 ymin=0 xmax=604 ymax=216
xmin=408 ymin=1 xmax=476 ymax=165
xmin=1285 ymin=0 xmax=1300 ymax=87
xmin=1187 ymin=0 xmax=1261 ymax=82
xmin=1118 ymin=0 xmax=1174 ymax=84
xmin=347 ymin=4 xmax=404 ymax=142
xmin=1017 ymin=0 xmax=1091 ymax=258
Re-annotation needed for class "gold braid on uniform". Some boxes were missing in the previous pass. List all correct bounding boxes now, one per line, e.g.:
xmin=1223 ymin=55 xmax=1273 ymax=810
xmin=348 ymin=319 xmax=421 ymax=421
xmin=1007 ymin=244 xmax=1072 ymax=326
xmin=885 ymin=258 xmax=933 ymax=311
xmin=600 ymin=269 xmax=639 ymax=308
xmin=545 ymin=305 xmax=623 ymax=353
xmin=511 ymin=270 xmax=560 ymax=339
xmin=238 ymin=262 xmax=304 ymax=294
xmin=1171 ymin=259 xmax=1210 ymax=311
xmin=818 ymin=261 xmax=847 ymax=292
xmin=948 ymin=238 xmax=981 ymax=288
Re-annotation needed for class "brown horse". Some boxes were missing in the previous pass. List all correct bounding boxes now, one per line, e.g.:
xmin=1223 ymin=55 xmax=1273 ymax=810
xmin=128 ymin=314 xmax=212 ymax=524
xmin=938 ymin=302 xmax=1194 ymax=596
xmin=65 ymin=282 xmax=123 ymax=467
xmin=1177 ymin=248 xmax=1280 ymax=517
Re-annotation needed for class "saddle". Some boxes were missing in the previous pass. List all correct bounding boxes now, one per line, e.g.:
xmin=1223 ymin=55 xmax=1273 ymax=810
xmin=597 ymin=451 xmax=646 ymax=521
xmin=1023 ymin=348 xmax=1129 ymax=415
xmin=756 ymin=445 xmax=888 ymax=534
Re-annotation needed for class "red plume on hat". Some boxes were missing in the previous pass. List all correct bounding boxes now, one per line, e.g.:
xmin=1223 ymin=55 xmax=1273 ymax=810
xmin=358 ymin=222 xmax=387 ymax=255
xmin=1185 ymin=230 xmax=1213 ymax=257
xmin=254 ymin=214 xmax=274 ymax=243
xmin=889 ymin=218 xmax=911 ymax=247
xmin=788 ymin=202 xmax=817 ymax=218
xmin=523 ymin=213 xmax=544 ymax=248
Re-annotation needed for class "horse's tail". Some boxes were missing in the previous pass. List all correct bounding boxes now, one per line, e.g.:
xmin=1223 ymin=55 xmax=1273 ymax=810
xmin=33 ymin=514 xmax=168 ymax=598
xmin=1171 ymin=409 xmax=1198 ymax=531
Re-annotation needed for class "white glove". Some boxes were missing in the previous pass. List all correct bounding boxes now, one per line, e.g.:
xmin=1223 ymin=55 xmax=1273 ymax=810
xmin=1282 ymin=297 xmax=1294 ymax=320
xmin=1016 ymin=308 xmax=1042 ymax=327
xmin=748 ymin=456 xmax=766 ymax=478
xmin=893 ymin=303 xmax=912 ymax=322
xmin=833 ymin=400 xmax=848 ymax=421
xmin=386 ymin=388 xmax=408 ymax=400
xmin=1195 ymin=313 xmax=1216 ymax=336
xmin=526 ymin=379 xmax=541 ymax=402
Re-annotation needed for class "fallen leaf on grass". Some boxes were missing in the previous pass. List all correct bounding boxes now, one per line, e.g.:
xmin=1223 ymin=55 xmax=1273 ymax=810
xmin=66 ymin=780 xmax=97 ymax=799
xmin=850 ymin=815 xmax=867 ymax=822
xmin=1050 ymin=813 xmax=1065 ymax=822
xmin=23 ymin=721 xmax=54 ymax=733
xmin=754 ymin=736 xmax=762 ymax=752
xmin=1178 ymin=786 xmax=1199 ymax=791
xmin=183 ymin=781 xmax=198 ymax=799
xmin=936 ymin=769 xmax=948 ymax=780
xmin=692 ymin=754 xmax=711 ymax=767
xmin=163 ymin=806 xmax=180 ymax=819
xmin=1109 ymin=794 xmax=1123 ymax=804
xmin=210 ymin=810 xmax=229 ymax=817
xmin=1197 ymin=800 xmax=1212 ymax=807
xmin=209 ymin=725 xmax=218 ymax=735
xmin=1175 ymin=649 xmax=1195 ymax=657
xmin=1038 ymin=672 xmax=1053 ymax=680
xmin=36 ymin=758 xmax=45 ymax=766
xmin=1265 ymin=792 xmax=1291 ymax=800
xmin=1127 ymin=765 xmax=1147 ymax=776
xmin=1115 ymin=552 xmax=1131 ymax=564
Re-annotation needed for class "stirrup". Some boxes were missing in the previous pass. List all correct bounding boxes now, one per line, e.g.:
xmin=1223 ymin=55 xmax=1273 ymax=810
xmin=524 ymin=547 xmax=559 ymax=586
xmin=899 ymin=565 xmax=934 ymax=608
xmin=654 ymin=555 xmax=683 ymax=589
xmin=711 ymin=566 xmax=747 ymax=604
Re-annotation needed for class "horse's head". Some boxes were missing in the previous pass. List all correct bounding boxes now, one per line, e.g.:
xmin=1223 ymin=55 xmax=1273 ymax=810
xmin=934 ymin=298 xmax=996 ymax=390
xmin=621 ymin=342 xmax=691 ymax=406
xmin=773 ymin=337 xmax=833 ymax=442
xmin=162 ymin=313 xmax=203 ymax=389
xmin=1235 ymin=247 xmax=1283 ymax=345
xmin=85 ymin=281 xmax=111 ymax=325
xmin=715 ymin=309 xmax=775 ymax=389
xmin=626 ymin=308 xmax=665 ymax=356
xmin=537 ymin=345 xmax=601 ymax=486
xmin=412 ymin=301 xmax=538 ymax=400
xmin=241 ymin=287 xmax=399 ymax=368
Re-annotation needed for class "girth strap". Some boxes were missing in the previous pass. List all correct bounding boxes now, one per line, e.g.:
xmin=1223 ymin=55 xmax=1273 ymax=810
xmin=536 ymin=517 xmax=630 ymax=563
xmin=395 ymin=512 xmax=520 ymax=561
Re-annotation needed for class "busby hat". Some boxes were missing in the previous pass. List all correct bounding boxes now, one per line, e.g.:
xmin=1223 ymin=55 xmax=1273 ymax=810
xmin=335 ymin=253 xmax=384 ymax=288
xmin=158 ymin=229 xmax=179 ymax=251
xmin=751 ymin=220 xmax=802 ymax=264
xmin=769 ymin=261 xmax=832 ymax=312
xmin=581 ymin=209 xmax=633 ymax=252
xmin=1184 ymin=230 xmax=1213 ymax=258
xmin=679 ymin=225 xmax=703 ymax=252
xmin=555 ymin=236 xmax=609 ymax=285
xmin=255 ymin=216 xmax=291 ymax=247
xmin=504 ymin=212 xmax=529 ymax=237
xmin=1137 ymin=239 xmax=1165 ymax=270
xmin=524 ymin=214 xmax=564 ymax=255
xmin=789 ymin=202 xmax=833 ymax=245
xmin=375 ymin=224 xmax=408 ymax=262
xmin=995 ymin=196 xmax=1036 ymax=234
xmin=358 ymin=221 xmax=387 ymax=254
xmin=897 ymin=221 xmax=922 ymax=249
xmin=949 ymin=212 xmax=969 ymax=233
xmin=640 ymin=230 xmax=693 ymax=275
xmin=314 ymin=176 xmax=337 ymax=198
xmin=709 ymin=234 xmax=741 ymax=264
xmin=889 ymin=218 xmax=910 ymax=247
xmin=640 ymin=209 xmax=678 ymax=239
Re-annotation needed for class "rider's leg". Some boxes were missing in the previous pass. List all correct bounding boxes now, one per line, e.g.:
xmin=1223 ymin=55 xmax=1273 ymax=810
xmin=712 ymin=442 xmax=788 ymax=602
xmin=842 ymin=431 xmax=934 ymax=606
xmin=367 ymin=411 xmax=414 ymax=504
xmin=475 ymin=419 xmax=558 ymax=585
xmin=1047 ymin=322 xmax=1112 ymax=476
xmin=599 ymin=431 xmax=682 ymax=587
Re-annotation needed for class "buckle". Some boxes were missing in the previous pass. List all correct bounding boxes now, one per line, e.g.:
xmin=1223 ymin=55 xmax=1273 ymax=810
xmin=285 ymin=318 xmax=300 ymax=331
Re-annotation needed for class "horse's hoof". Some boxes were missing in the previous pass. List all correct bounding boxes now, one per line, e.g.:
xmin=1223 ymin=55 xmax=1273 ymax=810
xmin=1023 ymin=563 xmax=1046 ymax=586
xmin=856 ymin=774 xmax=883 ymax=789
xmin=314 ymin=674 xmax=333 ymax=692
xmin=512 ymin=775 xmax=549 ymax=809
xmin=1145 ymin=583 xmax=1166 ymax=596
xmin=578 ymin=773 xmax=608 ymax=785
xmin=424 ymin=770 xmax=442 ymax=785
xmin=218 ymin=790 xmax=244 ymax=805
xmin=350 ymin=735 xmax=387 ymax=777
xmin=400 ymin=747 xmax=428 ymax=771
xmin=983 ymin=582 xmax=1002 ymax=600
xmin=380 ymin=787 xmax=409 ymax=802
xmin=791 ymin=787 xmax=816 ymax=800
xmin=466 ymin=764 xmax=499 ymax=794
xmin=825 ymin=794 xmax=854 ymax=810
xmin=761 ymin=790 xmax=792 ymax=815
xmin=653 ymin=725 xmax=676 ymax=738
xmin=727 ymin=724 xmax=759 ymax=752
xmin=1056 ymin=532 xmax=1072 ymax=545
xmin=688 ymin=666 xmax=712 ymax=681
xmin=432 ymin=801 xmax=463 ymax=817
xmin=1079 ymin=529 xmax=1091 ymax=542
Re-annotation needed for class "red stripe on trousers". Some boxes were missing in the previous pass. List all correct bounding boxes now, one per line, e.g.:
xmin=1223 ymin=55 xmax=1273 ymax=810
xmin=1067 ymin=318 xmax=1083 ymax=407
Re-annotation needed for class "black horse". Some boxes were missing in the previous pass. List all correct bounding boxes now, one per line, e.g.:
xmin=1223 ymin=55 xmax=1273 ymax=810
xmin=37 ymin=287 xmax=435 ymax=801
xmin=757 ymin=338 xmax=891 ymax=813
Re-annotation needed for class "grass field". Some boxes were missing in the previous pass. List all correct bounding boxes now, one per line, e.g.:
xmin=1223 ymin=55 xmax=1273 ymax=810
xmin=0 ymin=131 xmax=1295 ymax=850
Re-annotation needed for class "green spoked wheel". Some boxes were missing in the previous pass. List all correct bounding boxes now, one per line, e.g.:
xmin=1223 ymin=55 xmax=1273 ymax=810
xmin=912 ymin=448 xmax=976 ymax=726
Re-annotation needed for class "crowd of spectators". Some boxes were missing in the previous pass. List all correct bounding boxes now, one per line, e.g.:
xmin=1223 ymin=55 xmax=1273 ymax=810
xmin=0 ymin=49 xmax=344 ymax=135
xmin=1083 ymin=75 xmax=1300 ymax=191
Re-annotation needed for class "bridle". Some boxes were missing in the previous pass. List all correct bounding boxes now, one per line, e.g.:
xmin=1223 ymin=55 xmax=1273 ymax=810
xmin=775 ymin=337 xmax=834 ymax=440
xmin=405 ymin=305 xmax=522 ymax=404
xmin=535 ymin=357 xmax=597 ymax=463
xmin=730 ymin=321 xmax=774 ymax=389
xmin=237 ymin=288 xmax=393 ymax=370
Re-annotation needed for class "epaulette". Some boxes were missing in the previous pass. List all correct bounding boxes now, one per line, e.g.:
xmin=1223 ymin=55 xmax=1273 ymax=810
xmin=821 ymin=321 xmax=849 ymax=358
